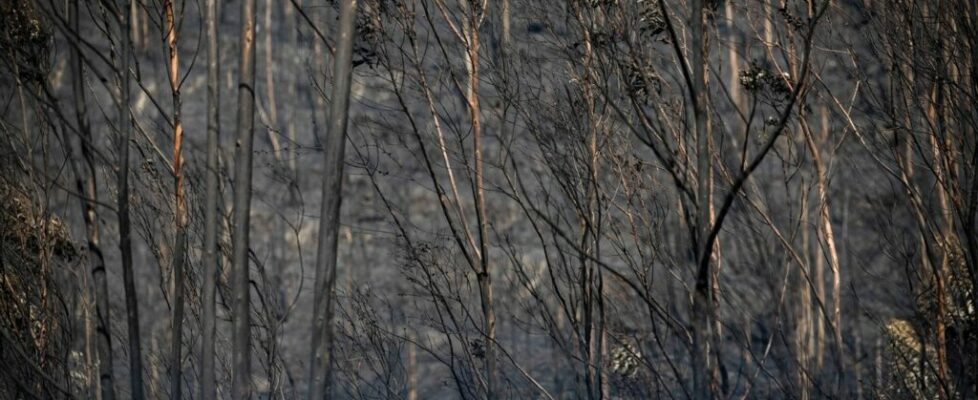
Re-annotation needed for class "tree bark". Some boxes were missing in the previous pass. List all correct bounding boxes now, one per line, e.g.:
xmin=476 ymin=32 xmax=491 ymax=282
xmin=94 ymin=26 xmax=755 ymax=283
xmin=163 ymin=2 xmax=188 ymax=398
xmin=307 ymin=0 xmax=357 ymax=397
xmin=199 ymin=0 xmax=221 ymax=396
xmin=263 ymin=0 xmax=281 ymax=161
xmin=407 ymin=332 xmax=418 ymax=400
xmin=118 ymin=0 xmax=144 ymax=397
xmin=691 ymin=0 xmax=716 ymax=397
xmin=285 ymin=0 xmax=300 ymax=177
xmin=231 ymin=0 xmax=258 ymax=395
xmin=725 ymin=1 xmax=741 ymax=113
xmin=70 ymin=1 xmax=115 ymax=398
xmin=803 ymin=105 xmax=845 ymax=389
xmin=463 ymin=3 xmax=496 ymax=397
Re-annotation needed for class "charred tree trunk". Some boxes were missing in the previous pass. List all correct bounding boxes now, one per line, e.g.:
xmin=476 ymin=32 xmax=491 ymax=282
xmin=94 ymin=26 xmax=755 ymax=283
xmin=117 ymin=0 xmax=144 ymax=397
xmin=162 ymin=1 xmax=188 ymax=398
xmin=70 ymin=0 xmax=115 ymax=398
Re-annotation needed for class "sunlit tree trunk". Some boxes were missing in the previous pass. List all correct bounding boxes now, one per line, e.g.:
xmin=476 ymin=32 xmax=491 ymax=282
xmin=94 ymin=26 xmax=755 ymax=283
xmin=162 ymin=1 xmax=188 ymax=398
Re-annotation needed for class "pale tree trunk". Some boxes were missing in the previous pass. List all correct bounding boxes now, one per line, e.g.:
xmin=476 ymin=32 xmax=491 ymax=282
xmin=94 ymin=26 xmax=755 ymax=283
xmin=149 ymin=336 xmax=162 ymax=399
xmin=131 ymin=1 xmax=149 ymax=53
xmin=791 ymin=2 xmax=837 ymax=388
xmin=284 ymin=0 xmax=299 ymax=177
xmin=117 ymin=1 xmax=144 ymax=397
xmin=432 ymin=0 xmax=496 ymax=395
xmin=813 ymin=240 xmax=826 ymax=369
xmin=231 ymin=0 xmax=258 ymax=395
xmin=707 ymin=75 xmax=722 ymax=400
xmin=500 ymin=0 xmax=510 ymax=59
xmin=407 ymin=332 xmax=418 ymax=400
xmin=813 ymin=170 xmax=826 ymax=372
xmin=163 ymin=2 xmax=188 ymax=398
xmin=199 ymin=0 xmax=221 ymax=396
xmin=812 ymin=107 xmax=827 ymax=374
xmin=311 ymin=1 xmax=326 ymax=146
xmin=70 ymin=1 xmax=115 ymax=398
xmin=805 ymin=1 xmax=846 ymax=389
xmin=307 ymin=0 xmax=357 ymax=397
xmin=763 ymin=0 xmax=774 ymax=59
xmin=802 ymin=108 xmax=844 ymax=389
xmin=725 ymin=1 xmax=741 ymax=112
xmin=263 ymin=0 xmax=282 ymax=161
xmin=130 ymin=0 xmax=141 ymax=55
xmin=462 ymin=4 xmax=496 ymax=397
xmin=84 ymin=271 xmax=95 ymax=397
xmin=262 ymin=0 xmax=285 ymax=394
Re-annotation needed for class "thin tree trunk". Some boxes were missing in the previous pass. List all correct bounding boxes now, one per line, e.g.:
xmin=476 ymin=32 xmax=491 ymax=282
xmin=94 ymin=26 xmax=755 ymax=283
xmin=262 ymin=0 xmax=285 ymax=392
xmin=854 ymin=317 xmax=864 ymax=400
xmin=691 ymin=0 xmax=716 ymax=397
xmin=725 ymin=1 xmax=741 ymax=112
xmin=231 ymin=0 xmax=259 ymax=395
xmin=70 ymin=1 xmax=115 ymax=398
xmin=150 ymin=338 xmax=162 ymax=399
xmin=200 ymin=0 xmax=221 ymax=395
xmin=163 ymin=2 xmax=188 ymax=398
xmin=307 ymin=0 xmax=357 ymax=397
xmin=802 ymin=110 xmax=844 ymax=388
xmin=407 ymin=332 xmax=418 ymax=400
xmin=84 ymin=270 xmax=95 ymax=397
xmin=118 ymin=1 xmax=144 ymax=397
xmin=285 ymin=0 xmax=299 ymax=177
xmin=462 ymin=3 xmax=496 ymax=397
xmin=813 ymin=161 xmax=826 ymax=371
xmin=796 ymin=193 xmax=812 ymax=400
xmin=263 ymin=0 xmax=281 ymax=161
xmin=579 ymin=20 xmax=605 ymax=398
xmin=501 ymin=0 xmax=510 ymax=58
xmin=67 ymin=58 xmax=97 ymax=400
xmin=130 ymin=0 xmax=141 ymax=55
xmin=311 ymin=0 xmax=326 ymax=147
